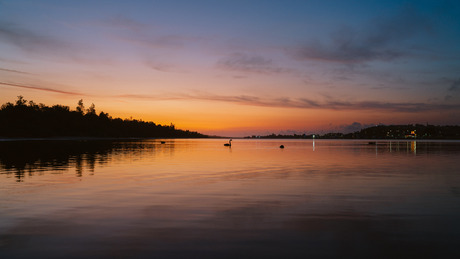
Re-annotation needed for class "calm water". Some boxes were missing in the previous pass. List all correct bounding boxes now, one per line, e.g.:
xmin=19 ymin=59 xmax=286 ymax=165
xmin=1 ymin=139 xmax=459 ymax=258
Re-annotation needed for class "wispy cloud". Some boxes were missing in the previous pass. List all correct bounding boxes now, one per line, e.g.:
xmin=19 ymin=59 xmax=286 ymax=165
xmin=0 ymin=21 xmax=113 ymax=64
xmin=3 ymin=80 xmax=458 ymax=113
xmin=217 ymin=53 xmax=291 ymax=74
xmin=0 ymin=21 xmax=71 ymax=54
xmin=121 ymin=34 xmax=190 ymax=50
xmin=0 ymin=67 xmax=30 ymax=74
xmin=104 ymin=14 xmax=146 ymax=31
xmin=116 ymin=92 xmax=460 ymax=113
xmin=144 ymin=62 xmax=171 ymax=73
xmin=448 ymin=78 xmax=460 ymax=91
xmin=102 ymin=15 xmax=204 ymax=71
xmin=105 ymin=14 xmax=200 ymax=52
xmin=290 ymin=5 xmax=432 ymax=63
xmin=0 ymin=82 xmax=85 ymax=96
xmin=144 ymin=60 xmax=187 ymax=73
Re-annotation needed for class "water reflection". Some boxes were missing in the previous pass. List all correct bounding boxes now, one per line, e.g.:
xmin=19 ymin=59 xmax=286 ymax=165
xmin=356 ymin=140 xmax=460 ymax=155
xmin=1 ymin=140 xmax=460 ymax=182
xmin=1 ymin=139 xmax=459 ymax=258
xmin=0 ymin=140 xmax=173 ymax=181
xmin=385 ymin=140 xmax=417 ymax=154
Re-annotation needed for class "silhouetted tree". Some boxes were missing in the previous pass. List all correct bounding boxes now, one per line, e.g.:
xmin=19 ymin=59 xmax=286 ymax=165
xmin=0 ymin=97 xmax=207 ymax=138
xmin=76 ymin=99 xmax=85 ymax=114
xmin=87 ymin=103 xmax=96 ymax=115
xmin=16 ymin=95 xmax=27 ymax=106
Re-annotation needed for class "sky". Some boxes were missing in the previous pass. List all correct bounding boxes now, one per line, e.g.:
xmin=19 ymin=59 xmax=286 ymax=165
xmin=1 ymin=0 xmax=460 ymax=137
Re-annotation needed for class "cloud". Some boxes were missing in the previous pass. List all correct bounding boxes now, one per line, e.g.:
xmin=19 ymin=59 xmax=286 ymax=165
xmin=104 ymin=14 xmax=146 ymax=31
xmin=0 ymin=67 xmax=30 ymax=74
xmin=0 ymin=21 xmax=71 ymax=54
xmin=217 ymin=53 xmax=291 ymax=74
xmin=99 ymin=15 xmax=204 ymax=71
xmin=113 ymin=22 xmax=198 ymax=51
xmin=116 ymin=92 xmax=460 ymax=113
xmin=0 ymin=21 xmax=112 ymax=64
xmin=3 ymin=79 xmax=457 ymax=113
xmin=290 ymin=5 xmax=432 ymax=63
xmin=448 ymin=78 xmax=460 ymax=91
xmin=144 ymin=60 xmax=188 ymax=73
xmin=0 ymin=82 xmax=85 ymax=96
xmin=122 ymin=34 xmax=189 ymax=50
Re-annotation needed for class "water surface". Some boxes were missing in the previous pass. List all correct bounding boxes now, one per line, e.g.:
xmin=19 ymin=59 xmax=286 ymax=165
xmin=1 ymin=139 xmax=459 ymax=258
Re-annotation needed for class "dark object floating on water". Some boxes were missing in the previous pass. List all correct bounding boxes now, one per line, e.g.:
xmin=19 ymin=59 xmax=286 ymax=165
xmin=368 ymin=141 xmax=376 ymax=145
xmin=161 ymin=141 xmax=166 ymax=144
xmin=280 ymin=145 xmax=285 ymax=148
xmin=224 ymin=139 xmax=232 ymax=146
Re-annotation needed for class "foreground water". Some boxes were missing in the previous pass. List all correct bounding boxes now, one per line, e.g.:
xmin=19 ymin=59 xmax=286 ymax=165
xmin=1 ymin=139 xmax=459 ymax=258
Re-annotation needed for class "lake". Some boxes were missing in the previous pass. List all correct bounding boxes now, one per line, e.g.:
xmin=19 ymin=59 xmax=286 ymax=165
xmin=1 ymin=139 xmax=459 ymax=258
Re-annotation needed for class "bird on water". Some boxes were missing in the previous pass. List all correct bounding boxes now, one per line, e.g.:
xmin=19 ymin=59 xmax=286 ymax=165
xmin=280 ymin=145 xmax=285 ymax=148
xmin=224 ymin=139 xmax=232 ymax=146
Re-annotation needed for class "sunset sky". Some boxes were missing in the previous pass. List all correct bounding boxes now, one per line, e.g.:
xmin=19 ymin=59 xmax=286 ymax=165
xmin=1 ymin=0 xmax=460 ymax=137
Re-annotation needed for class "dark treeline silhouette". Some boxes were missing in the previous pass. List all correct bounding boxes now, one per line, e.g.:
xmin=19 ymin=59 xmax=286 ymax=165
xmin=247 ymin=124 xmax=460 ymax=139
xmin=0 ymin=96 xmax=207 ymax=138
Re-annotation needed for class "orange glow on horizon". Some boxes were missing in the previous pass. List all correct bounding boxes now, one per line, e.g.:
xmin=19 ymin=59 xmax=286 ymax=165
xmin=1 ymin=85 xmax=458 ymax=137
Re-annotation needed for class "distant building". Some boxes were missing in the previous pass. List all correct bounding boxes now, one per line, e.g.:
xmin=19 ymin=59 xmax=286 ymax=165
xmin=405 ymin=130 xmax=417 ymax=139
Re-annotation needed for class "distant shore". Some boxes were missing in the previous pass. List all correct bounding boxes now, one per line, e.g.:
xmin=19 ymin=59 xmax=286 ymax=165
xmin=245 ymin=124 xmax=460 ymax=140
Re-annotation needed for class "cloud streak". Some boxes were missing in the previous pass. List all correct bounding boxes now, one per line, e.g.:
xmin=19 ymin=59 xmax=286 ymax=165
xmin=0 ymin=21 xmax=113 ymax=64
xmin=217 ymin=53 xmax=291 ymax=74
xmin=104 ymin=14 xmax=147 ymax=32
xmin=117 ymin=92 xmax=460 ymax=113
xmin=290 ymin=5 xmax=432 ymax=63
xmin=3 ymin=80 xmax=458 ymax=113
xmin=449 ymin=78 xmax=460 ymax=91
xmin=0 ymin=22 xmax=71 ymax=54
xmin=0 ymin=82 xmax=85 ymax=96
xmin=0 ymin=67 xmax=30 ymax=74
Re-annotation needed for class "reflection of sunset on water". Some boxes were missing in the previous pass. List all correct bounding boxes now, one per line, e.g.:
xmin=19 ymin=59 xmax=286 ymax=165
xmin=1 ymin=139 xmax=458 ymax=200
xmin=1 ymin=139 xmax=460 ymax=257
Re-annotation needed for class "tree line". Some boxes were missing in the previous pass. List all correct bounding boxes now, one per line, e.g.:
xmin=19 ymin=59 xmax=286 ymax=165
xmin=247 ymin=124 xmax=460 ymax=140
xmin=0 ymin=96 xmax=207 ymax=138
